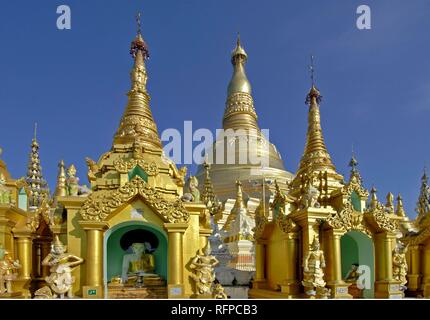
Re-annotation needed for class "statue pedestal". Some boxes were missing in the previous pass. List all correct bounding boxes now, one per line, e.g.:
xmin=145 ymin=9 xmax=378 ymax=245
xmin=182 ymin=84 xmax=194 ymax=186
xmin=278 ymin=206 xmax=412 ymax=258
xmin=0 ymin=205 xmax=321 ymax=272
xmin=374 ymin=280 xmax=403 ymax=299
xmin=326 ymin=281 xmax=352 ymax=299
xmin=107 ymin=282 xmax=167 ymax=299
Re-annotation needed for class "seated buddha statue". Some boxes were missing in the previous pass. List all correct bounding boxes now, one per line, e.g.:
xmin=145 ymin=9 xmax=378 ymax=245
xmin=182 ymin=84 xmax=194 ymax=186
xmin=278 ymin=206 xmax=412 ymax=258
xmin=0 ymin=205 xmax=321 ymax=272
xmin=345 ymin=263 xmax=362 ymax=282
xmin=121 ymin=242 xmax=159 ymax=285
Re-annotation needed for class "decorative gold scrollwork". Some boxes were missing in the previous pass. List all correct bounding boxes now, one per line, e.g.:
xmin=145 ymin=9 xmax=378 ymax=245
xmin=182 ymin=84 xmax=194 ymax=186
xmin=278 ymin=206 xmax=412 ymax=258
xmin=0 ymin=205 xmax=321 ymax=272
xmin=81 ymin=176 xmax=189 ymax=223
xmin=113 ymin=158 xmax=159 ymax=176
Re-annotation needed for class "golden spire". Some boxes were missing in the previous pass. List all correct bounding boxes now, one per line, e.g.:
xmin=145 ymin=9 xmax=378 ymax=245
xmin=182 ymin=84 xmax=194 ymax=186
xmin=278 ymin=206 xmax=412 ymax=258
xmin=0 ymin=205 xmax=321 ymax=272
xmin=348 ymin=151 xmax=363 ymax=184
xmin=26 ymin=123 xmax=49 ymax=209
xmin=113 ymin=13 xmax=162 ymax=150
xmin=299 ymin=84 xmax=336 ymax=174
xmin=396 ymin=194 xmax=406 ymax=217
xmin=415 ymin=167 xmax=430 ymax=220
xmin=200 ymin=161 xmax=216 ymax=206
xmin=370 ymin=186 xmax=378 ymax=209
xmin=223 ymin=180 xmax=248 ymax=232
xmin=291 ymin=57 xmax=344 ymax=194
xmin=386 ymin=192 xmax=395 ymax=213
xmin=233 ymin=180 xmax=246 ymax=210
xmin=223 ymin=33 xmax=258 ymax=130
xmin=54 ymin=160 xmax=67 ymax=197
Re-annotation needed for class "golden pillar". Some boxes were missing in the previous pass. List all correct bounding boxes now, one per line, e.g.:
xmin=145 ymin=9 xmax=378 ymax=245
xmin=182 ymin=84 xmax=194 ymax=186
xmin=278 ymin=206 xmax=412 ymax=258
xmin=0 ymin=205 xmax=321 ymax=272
xmin=280 ymin=232 xmax=299 ymax=297
xmin=13 ymin=231 xmax=33 ymax=298
xmin=164 ymin=222 xmax=188 ymax=298
xmin=423 ymin=241 xmax=430 ymax=297
xmin=374 ymin=232 xmax=402 ymax=298
xmin=325 ymin=229 xmax=351 ymax=298
xmin=407 ymin=245 xmax=422 ymax=292
xmin=79 ymin=221 xmax=109 ymax=299
xmin=252 ymin=240 xmax=267 ymax=289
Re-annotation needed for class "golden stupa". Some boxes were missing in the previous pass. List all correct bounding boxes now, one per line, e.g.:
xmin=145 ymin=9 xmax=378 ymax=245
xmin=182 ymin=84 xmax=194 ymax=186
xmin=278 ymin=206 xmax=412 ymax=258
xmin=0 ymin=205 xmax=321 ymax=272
xmin=195 ymin=35 xmax=293 ymax=202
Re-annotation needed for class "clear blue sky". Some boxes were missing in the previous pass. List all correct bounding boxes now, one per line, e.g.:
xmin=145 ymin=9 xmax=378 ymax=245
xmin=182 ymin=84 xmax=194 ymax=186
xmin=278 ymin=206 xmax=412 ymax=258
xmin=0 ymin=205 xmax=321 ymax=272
xmin=0 ymin=0 xmax=429 ymax=218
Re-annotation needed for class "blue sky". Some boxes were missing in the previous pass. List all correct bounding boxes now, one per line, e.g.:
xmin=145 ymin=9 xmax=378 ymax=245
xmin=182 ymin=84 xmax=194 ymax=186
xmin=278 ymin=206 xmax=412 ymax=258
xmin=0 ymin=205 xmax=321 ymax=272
xmin=0 ymin=0 xmax=429 ymax=218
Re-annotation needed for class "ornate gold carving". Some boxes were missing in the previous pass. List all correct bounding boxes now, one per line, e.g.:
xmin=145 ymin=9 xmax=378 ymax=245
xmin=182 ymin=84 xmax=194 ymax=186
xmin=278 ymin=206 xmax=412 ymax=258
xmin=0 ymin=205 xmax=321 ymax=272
xmin=253 ymin=207 xmax=268 ymax=240
xmin=85 ymin=157 xmax=99 ymax=182
xmin=169 ymin=163 xmax=187 ymax=187
xmin=224 ymin=92 xmax=257 ymax=119
xmin=81 ymin=176 xmax=189 ymax=223
xmin=26 ymin=198 xmax=52 ymax=232
xmin=113 ymin=158 xmax=159 ymax=176
xmin=341 ymin=172 xmax=369 ymax=199
xmin=326 ymin=197 xmax=366 ymax=234
xmin=365 ymin=201 xmax=399 ymax=233
xmin=276 ymin=212 xmax=297 ymax=234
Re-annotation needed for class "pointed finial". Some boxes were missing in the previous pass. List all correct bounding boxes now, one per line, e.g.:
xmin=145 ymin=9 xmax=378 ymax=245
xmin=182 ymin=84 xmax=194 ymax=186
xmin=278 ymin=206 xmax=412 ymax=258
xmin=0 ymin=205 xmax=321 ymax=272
xmin=231 ymin=32 xmax=247 ymax=62
xmin=136 ymin=12 xmax=142 ymax=35
xmin=386 ymin=192 xmax=394 ymax=213
xmin=369 ymin=185 xmax=378 ymax=209
xmin=349 ymin=149 xmax=358 ymax=172
xmin=371 ymin=185 xmax=377 ymax=198
xmin=309 ymin=54 xmax=315 ymax=87
xmin=130 ymin=12 xmax=149 ymax=59
xmin=55 ymin=160 xmax=67 ymax=198
xmin=396 ymin=194 xmax=406 ymax=217
xmin=305 ymin=56 xmax=322 ymax=105
xmin=34 ymin=122 xmax=38 ymax=141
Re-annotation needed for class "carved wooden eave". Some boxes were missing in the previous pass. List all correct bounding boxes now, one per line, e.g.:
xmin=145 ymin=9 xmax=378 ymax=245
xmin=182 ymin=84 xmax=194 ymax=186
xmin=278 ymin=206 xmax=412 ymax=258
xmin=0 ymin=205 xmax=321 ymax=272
xmin=324 ymin=197 xmax=372 ymax=237
xmin=363 ymin=201 xmax=400 ymax=235
xmin=80 ymin=175 xmax=189 ymax=223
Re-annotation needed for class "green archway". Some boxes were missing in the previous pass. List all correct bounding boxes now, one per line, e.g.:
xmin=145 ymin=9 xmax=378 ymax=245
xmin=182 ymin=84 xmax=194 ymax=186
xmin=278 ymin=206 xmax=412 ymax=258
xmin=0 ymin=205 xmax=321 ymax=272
xmin=104 ymin=221 xmax=167 ymax=288
xmin=341 ymin=231 xmax=375 ymax=298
